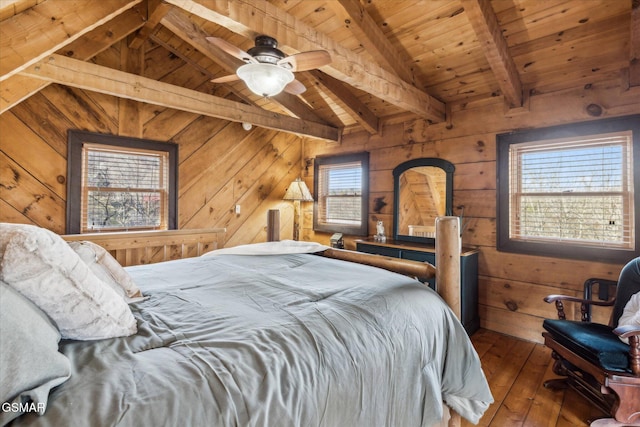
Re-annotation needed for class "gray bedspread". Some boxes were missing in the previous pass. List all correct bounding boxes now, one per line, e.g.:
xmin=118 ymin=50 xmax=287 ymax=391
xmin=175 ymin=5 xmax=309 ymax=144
xmin=13 ymin=253 xmax=492 ymax=426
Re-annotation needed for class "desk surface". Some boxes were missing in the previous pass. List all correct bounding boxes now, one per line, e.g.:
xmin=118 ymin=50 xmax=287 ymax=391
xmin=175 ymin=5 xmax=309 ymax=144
xmin=356 ymin=238 xmax=478 ymax=257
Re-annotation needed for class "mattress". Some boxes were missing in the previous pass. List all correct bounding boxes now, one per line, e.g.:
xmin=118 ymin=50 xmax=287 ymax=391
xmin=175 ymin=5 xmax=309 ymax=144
xmin=10 ymin=252 xmax=492 ymax=426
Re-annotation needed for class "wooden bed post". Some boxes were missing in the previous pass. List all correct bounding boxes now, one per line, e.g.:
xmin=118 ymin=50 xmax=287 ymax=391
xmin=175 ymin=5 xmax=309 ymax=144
xmin=436 ymin=216 xmax=461 ymax=319
xmin=436 ymin=217 xmax=464 ymax=427
xmin=267 ymin=209 xmax=280 ymax=242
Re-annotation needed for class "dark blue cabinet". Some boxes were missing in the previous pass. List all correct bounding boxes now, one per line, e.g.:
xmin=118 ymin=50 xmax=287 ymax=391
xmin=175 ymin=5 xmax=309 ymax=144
xmin=356 ymin=239 xmax=479 ymax=335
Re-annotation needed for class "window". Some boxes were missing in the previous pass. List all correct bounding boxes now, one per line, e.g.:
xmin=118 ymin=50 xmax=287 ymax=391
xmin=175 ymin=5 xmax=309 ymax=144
xmin=313 ymin=152 xmax=369 ymax=235
xmin=497 ymin=115 xmax=639 ymax=262
xmin=67 ymin=130 xmax=177 ymax=234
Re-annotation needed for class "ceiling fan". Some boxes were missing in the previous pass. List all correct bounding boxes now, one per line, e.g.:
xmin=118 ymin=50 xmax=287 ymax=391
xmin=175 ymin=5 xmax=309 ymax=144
xmin=206 ymin=35 xmax=332 ymax=97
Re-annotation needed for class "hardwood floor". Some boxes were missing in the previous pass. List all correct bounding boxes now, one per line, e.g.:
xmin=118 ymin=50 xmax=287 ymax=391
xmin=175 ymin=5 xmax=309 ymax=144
xmin=462 ymin=329 xmax=608 ymax=427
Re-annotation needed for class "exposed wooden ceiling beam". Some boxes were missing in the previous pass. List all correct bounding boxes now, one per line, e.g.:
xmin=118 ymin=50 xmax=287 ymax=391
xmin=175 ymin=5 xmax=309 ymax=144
xmin=0 ymin=5 xmax=147 ymax=114
xmin=0 ymin=1 xmax=29 ymax=20
xmin=163 ymin=0 xmax=445 ymax=123
xmin=309 ymin=70 xmax=379 ymax=134
xmin=20 ymin=54 xmax=340 ymax=142
xmin=148 ymin=33 xmax=254 ymax=104
xmin=270 ymin=91 xmax=334 ymax=125
xmin=331 ymin=0 xmax=421 ymax=88
xmin=160 ymin=7 xmax=330 ymax=126
xmin=631 ymin=0 xmax=640 ymax=87
xmin=118 ymin=37 xmax=144 ymax=138
xmin=160 ymin=7 xmax=243 ymax=72
xmin=462 ymin=0 xmax=523 ymax=108
xmin=128 ymin=0 xmax=172 ymax=49
xmin=0 ymin=0 xmax=143 ymax=82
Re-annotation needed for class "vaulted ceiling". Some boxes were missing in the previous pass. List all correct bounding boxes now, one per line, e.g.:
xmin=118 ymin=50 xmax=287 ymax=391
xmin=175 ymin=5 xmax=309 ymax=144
xmin=1 ymin=0 xmax=637 ymax=142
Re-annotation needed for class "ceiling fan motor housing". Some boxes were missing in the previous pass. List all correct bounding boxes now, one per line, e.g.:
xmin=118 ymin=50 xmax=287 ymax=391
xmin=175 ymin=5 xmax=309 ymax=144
xmin=248 ymin=35 xmax=286 ymax=64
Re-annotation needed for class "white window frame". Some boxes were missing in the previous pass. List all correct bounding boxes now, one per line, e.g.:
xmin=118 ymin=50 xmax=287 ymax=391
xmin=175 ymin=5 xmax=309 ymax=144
xmin=497 ymin=115 xmax=639 ymax=263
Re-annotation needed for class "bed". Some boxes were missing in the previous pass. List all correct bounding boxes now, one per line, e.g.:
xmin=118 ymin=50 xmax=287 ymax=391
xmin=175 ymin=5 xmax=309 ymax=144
xmin=0 ymin=222 xmax=492 ymax=427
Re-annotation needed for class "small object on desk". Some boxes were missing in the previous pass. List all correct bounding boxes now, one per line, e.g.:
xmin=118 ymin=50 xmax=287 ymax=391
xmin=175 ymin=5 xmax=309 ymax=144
xmin=330 ymin=233 xmax=344 ymax=249
xmin=374 ymin=221 xmax=386 ymax=243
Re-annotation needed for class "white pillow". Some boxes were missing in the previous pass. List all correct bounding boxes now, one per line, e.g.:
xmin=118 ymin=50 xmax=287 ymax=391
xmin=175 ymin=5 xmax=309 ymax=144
xmin=204 ymin=240 xmax=331 ymax=256
xmin=618 ymin=291 xmax=640 ymax=344
xmin=0 ymin=282 xmax=70 ymax=425
xmin=0 ymin=223 xmax=137 ymax=340
xmin=68 ymin=240 xmax=143 ymax=303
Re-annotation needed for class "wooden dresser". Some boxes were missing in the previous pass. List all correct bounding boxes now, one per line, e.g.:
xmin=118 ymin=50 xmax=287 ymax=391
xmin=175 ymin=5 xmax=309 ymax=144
xmin=356 ymin=239 xmax=479 ymax=334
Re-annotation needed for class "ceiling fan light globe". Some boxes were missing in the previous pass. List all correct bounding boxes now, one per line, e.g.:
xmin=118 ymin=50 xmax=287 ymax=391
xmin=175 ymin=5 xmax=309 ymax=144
xmin=237 ymin=63 xmax=294 ymax=97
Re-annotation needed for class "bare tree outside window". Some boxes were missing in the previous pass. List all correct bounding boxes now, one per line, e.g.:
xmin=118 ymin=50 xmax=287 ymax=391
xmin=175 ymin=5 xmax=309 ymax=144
xmin=84 ymin=148 xmax=166 ymax=231
xmin=514 ymin=143 xmax=626 ymax=246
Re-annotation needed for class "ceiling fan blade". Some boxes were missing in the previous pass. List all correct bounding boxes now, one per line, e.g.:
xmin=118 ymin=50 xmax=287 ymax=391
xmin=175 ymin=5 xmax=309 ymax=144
xmin=211 ymin=74 xmax=241 ymax=84
xmin=277 ymin=50 xmax=331 ymax=72
xmin=284 ymin=79 xmax=306 ymax=95
xmin=206 ymin=37 xmax=256 ymax=63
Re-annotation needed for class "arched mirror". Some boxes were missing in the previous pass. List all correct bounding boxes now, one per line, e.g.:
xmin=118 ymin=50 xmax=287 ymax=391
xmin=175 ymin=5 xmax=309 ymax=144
xmin=393 ymin=158 xmax=454 ymax=244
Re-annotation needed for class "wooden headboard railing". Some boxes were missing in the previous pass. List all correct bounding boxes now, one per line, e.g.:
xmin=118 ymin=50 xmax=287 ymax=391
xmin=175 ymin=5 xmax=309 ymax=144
xmin=63 ymin=228 xmax=226 ymax=267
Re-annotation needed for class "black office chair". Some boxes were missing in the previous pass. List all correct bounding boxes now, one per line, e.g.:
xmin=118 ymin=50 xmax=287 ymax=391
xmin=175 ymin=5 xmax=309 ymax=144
xmin=542 ymin=257 xmax=640 ymax=426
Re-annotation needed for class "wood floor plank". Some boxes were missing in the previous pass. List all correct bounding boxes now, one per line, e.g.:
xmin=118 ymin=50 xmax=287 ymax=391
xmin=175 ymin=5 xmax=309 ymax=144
xmin=463 ymin=334 xmax=535 ymax=426
xmin=557 ymin=389 xmax=605 ymax=427
xmin=465 ymin=329 xmax=609 ymax=427
xmin=469 ymin=328 xmax=501 ymax=359
xmin=523 ymin=354 xmax=564 ymax=427
xmin=491 ymin=344 xmax=553 ymax=426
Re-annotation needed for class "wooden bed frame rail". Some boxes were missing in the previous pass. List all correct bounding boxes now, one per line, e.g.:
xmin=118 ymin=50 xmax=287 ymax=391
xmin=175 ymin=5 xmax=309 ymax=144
xmin=61 ymin=220 xmax=461 ymax=313
xmin=319 ymin=248 xmax=437 ymax=279
xmin=62 ymin=220 xmax=461 ymax=302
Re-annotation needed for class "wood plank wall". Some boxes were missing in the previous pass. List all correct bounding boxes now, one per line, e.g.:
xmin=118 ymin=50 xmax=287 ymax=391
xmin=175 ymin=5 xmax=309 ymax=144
xmin=304 ymin=79 xmax=640 ymax=343
xmin=0 ymin=39 xmax=304 ymax=248
xmin=1 ymin=36 xmax=639 ymax=344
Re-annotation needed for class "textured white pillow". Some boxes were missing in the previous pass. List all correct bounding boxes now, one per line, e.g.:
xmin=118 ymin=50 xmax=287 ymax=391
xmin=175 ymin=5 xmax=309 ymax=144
xmin=68 ymin=240 xmax=143 ymax=303
xmin=0 ymin=223 xmax=137 ymax=340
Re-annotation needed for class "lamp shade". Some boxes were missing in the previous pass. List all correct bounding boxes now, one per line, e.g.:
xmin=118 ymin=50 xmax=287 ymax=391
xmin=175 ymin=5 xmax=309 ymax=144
xmin=283 ymin=178 xmax=313 ymax=201
xmin=236 ymin=63 xmax=294 ymax=97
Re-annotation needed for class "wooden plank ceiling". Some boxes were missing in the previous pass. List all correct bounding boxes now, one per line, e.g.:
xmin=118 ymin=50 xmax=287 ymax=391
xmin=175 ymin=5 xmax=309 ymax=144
xmin=0 ymin=0 xmax=636 ymax=141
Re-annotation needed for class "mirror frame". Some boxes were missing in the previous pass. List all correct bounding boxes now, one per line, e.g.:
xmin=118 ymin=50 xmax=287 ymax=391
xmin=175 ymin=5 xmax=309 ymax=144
xmin=392 ymin=158 xmax=455 ymax=244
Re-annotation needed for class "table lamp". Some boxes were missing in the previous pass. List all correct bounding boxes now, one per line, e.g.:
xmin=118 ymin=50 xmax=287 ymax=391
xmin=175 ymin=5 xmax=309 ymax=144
xmin=283 ymin=178 xmax=313 ymax=240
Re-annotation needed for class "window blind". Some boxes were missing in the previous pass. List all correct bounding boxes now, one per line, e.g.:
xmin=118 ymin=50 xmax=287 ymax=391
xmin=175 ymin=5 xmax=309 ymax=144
xmin=317 ymin=161 xmax=363 ymax=226
xmin=508 ymin=131 xmax=634 ymax=249
xmin=81 ymin=143 xmax=169 ymax=232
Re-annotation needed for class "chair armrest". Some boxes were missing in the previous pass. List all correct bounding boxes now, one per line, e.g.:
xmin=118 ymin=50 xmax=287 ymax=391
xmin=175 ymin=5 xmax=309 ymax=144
xmin=613 ymin=325 xmax=640 ymax=377
xmin=544 ymin=294 xmax=615 ymax=321
xmin=613 ymin=324 xmax=640 ymax=339
xmin=544 ymin=294 xmax=615 ymax=306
